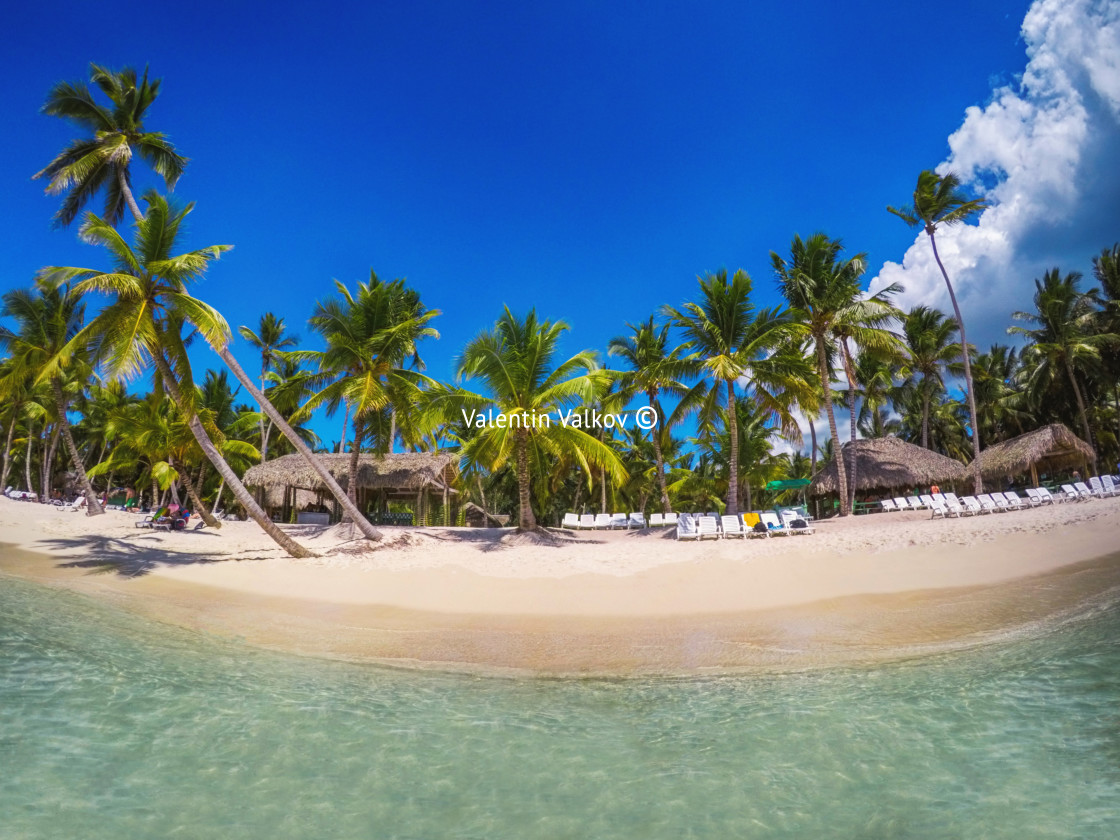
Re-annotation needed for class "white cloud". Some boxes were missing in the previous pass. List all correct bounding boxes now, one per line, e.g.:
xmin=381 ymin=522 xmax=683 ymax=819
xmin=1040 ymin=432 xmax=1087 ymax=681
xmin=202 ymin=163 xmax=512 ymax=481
xmin=870 ymin=0 xmax=1120 ymax=349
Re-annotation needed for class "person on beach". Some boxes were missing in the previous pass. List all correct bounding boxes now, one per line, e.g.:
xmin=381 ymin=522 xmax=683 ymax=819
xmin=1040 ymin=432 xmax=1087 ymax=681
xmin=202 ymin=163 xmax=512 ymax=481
xmin=930 ymin=484 xmax=940 ymax=495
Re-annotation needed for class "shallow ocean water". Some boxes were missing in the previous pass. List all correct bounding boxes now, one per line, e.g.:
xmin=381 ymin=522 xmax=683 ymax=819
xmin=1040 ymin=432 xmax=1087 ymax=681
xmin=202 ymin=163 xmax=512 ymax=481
xmin=3 ymin=573 xmax=1120 ymax=839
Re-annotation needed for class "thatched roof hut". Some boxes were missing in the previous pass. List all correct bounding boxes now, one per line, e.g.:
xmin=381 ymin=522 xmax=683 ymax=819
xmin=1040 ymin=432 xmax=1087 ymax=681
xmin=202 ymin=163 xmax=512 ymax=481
xmin=974 ymin=423 xmax=1094 ymax=484
xmin=809 ymin=436 xmax=967 ymax=496
xmin=245 ymin=452 xmax=458 ymax=492
xmin=244 ymin=452 xmax=460 ymax=526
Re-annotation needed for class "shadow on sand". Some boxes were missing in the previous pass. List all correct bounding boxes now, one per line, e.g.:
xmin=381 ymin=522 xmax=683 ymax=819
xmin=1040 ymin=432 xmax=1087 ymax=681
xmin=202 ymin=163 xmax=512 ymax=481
xmin=38 ymin=531 xmax=268 ymax=578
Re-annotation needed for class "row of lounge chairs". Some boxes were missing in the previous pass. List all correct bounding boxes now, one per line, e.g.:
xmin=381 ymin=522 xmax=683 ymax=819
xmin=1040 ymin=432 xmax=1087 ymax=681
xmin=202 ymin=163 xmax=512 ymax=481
xmin=676 ymin=510 xmax=814 ymax=540
xmin=886 ymin=477 xmax=1118 ymax=519
xmin=562 ymin=512 xmax=660 ymax=529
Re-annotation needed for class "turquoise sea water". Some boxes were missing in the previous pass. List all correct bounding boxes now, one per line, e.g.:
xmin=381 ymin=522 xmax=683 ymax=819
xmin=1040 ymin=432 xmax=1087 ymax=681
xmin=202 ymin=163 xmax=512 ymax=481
xmin=3 ymin=574 xmax=1120 ymax=839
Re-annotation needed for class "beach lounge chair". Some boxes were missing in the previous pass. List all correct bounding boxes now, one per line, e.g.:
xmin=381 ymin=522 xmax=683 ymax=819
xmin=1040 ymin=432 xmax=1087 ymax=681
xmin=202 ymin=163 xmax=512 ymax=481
xmin=578 ymin=514 xmax=595 ymax=529
xmin=740 ymin=512 xmax=761 ymax=530
xmin=893 ymin=497 xmax=912 ymax=511
xmin=980 ymin=493 xmax=1008 ymax=512
xmin=135 ymin=507 xmax=169 ymax=528
xmin=928 ymin=499 xmax=949 ymax=518
xmin=960 ymin=496 xmax=986 ymax=515
xmin=697 ymin=515 xmax=721 ymax=540
xmin=1000 ymin=490 xmax=1027 ymax=510
xmin=1089 ymin=477 xmax=1116 ymax=499
xmin=780 ymin=509 xmax=814 ymax=534
xmin=1060 ymin=484 xmax=1081 ymax=502
xmin=676 ymin=515 xmax=698 ymax=540
xmin=593 ymin=513 xmax=612 ymax=529
xmin=609 ymin=512 xmax=628 ymax=529
xmin=1103 ymin=475 xmax=1120 ymax=497
xmin=945 ymin=492 xmax=961 ymax=505
xmin=664 ymin=512 xmax=679 ymax=527
xmin=628 ymin=512 xmax=646 ymax=529
xmin=721 ymin=514 xmax=744 ymax=538
xmin=906 ymin=495 xmax=926 ymax=510
xmin=1073 ymin=482 xmax=1096 ymax=500
xmin=562 ymin=512 xmax=580 ymax=529
xmin=760 ymin=511 xmax=789 ymax=535
xmin=880 ymin=498 xmax=900 ymax=513
xmin=1024 ymin=488 xmax=1044 ymax=506
xmin=649 ymin=513 xmax=664 ymax=527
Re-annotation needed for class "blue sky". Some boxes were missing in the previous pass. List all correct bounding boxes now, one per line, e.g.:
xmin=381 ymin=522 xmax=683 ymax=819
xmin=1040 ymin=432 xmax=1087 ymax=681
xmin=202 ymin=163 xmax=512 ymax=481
xmin=5 ymin=0 xmax=1117 ymax=449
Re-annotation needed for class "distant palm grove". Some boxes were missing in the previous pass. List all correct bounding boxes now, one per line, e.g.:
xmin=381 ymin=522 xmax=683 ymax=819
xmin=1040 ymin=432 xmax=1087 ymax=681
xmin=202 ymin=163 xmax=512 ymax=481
xmin=2 ymin=65 xmax=1119 ymax=557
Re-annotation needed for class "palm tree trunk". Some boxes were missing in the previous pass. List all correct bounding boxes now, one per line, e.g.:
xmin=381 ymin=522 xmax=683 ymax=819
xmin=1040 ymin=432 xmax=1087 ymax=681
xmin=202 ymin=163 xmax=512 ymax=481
xmin=49 ymin=379 xmax=104 ymax=516
xmin=649 ymin=391 xmax=671 ymax=514
xmin=216 ymin=346 xmax=382 ymax=542
xmin=921 ymin=386 xmax=931 ymax=450
xmin=725 ymin=379 xmax=740 ymax=515
xmin=152 ymin=348 xmax=313 ymax=558
xmin=514 ymin=427 xmax=536 ymax=530
xmin=600 ymin=464 xmax=607 ymax=514
xmin=25 ymin=418 xmax=36 ymax=496
xmin=389 ymin=409 xmax=397 ymax=455
xmin=259 ymin=369 xmax=269 ymax=462
xmin=841 ymin=340 xmax=859 ymax=502
xmin=928 ymin=231 xmax=982 ymax=493
xmin=818 ymin=340 xmax=849 ymax=516
xmin=118 ymin=169 xmax=145 ymax=223
xmin=1065 ymin=359 xmax=1098 ymax=473
xmin=42 ymin=424 xmax=60 ymax=503
xmin=1 ymin=408 xmax=17 ymax=490
xmin=347 ymin=418 xmax=364 ymax=509
xmin=211 ymin=476 xmax=226 ymax=517
xmin=339 ymin=401 xmax=350 ymax=453
xmin=179 ymin=466 xmax=216 ymax=527
xmin=809 ymin=413 xmax=818 ymax=475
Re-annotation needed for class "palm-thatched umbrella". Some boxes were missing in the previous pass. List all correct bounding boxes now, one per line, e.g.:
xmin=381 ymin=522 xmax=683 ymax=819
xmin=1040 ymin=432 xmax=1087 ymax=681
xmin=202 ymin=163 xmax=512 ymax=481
xmin=974 ymin=423 xmax=1094 ymax=486
xmin=244 ymin=452 xmax=459 ymax=525
xmin=809 ymin=436 xmax=967 ymax=497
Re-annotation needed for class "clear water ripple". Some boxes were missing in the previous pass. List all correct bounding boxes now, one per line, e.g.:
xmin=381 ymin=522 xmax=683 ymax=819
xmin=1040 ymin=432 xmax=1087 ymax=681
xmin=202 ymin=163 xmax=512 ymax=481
xmin=2 ymin=573 xmax=1120 ymax=839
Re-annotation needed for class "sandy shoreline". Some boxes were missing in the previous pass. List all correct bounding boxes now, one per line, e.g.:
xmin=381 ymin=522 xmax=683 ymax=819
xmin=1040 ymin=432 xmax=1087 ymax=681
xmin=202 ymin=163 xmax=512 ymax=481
xmin=1 ymin=497 xmax=1119 ymax=675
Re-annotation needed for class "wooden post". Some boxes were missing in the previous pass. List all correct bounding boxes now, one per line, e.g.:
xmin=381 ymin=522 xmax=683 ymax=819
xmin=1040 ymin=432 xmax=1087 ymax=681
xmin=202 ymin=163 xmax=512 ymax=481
xmin=443 ymin=482 xmax=449 ymax=526
xmin=1030 ymin=463 xmax=1039 ymax=489
xmin=415 ymin=488 xmax=423 ymax=527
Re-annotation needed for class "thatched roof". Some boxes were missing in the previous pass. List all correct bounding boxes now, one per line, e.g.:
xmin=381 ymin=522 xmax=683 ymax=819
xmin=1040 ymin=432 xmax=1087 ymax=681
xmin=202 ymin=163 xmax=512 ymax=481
xmin=974 ymin=423 xmax=1094 ymax=480
xmin=809 ymin=436 xmax=967 ymax=495
xmin=244 ymin=452 xmax=459 ymax=491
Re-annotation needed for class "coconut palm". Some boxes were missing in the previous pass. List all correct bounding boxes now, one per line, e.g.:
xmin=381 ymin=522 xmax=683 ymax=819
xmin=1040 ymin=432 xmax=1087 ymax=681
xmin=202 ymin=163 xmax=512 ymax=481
xmin=900 ymin=306 xmax=962 ymax=451
xmin=607 ymin=316 xmax=691 ymax=513
xmin=771 ymin=234 xmax=896 ymax=516
xmin=664 ymin=269 xmax=804 ymax=515
xmin=971 ymin=345 xmax=1027 ymax=446
xmin=238 ymin=313 xmax=298 ymax=462
xmin=443 ymin=307 xmax=625 ymax=530
xmin=0 ymin=280 xmax=104 ymax=514
xmin=33 ymin=64 xmax=187 ymax=227
xmin=888 ymin=170 xmax=989 ymax=491
xmin=37 ymin=192 xmax=314 ymax=554
xmin=1009 ymin=268 xmax=1116 ymax=472
xmin=295 ymin=273 xmax=440 ymax=513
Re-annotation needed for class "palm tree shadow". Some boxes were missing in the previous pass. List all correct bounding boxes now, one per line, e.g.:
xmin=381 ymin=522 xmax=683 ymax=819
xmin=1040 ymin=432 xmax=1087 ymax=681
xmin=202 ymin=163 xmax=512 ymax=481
xmin=40 ymin=532 xmax=240 ymax=578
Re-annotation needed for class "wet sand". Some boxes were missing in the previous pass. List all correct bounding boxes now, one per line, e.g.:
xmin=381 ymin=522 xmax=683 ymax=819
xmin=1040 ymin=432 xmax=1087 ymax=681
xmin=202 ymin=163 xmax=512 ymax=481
xmin=2 ymin=498 xmax=1119 ymax=675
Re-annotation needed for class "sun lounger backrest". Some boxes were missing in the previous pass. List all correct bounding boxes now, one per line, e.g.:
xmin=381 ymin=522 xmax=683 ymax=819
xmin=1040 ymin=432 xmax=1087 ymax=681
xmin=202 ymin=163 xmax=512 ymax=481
xmin=880 ymin=499 xmax=897 ymax=512
xmin=579 ymin=514 xmax=595 ymax=528
xmin=894 ymin=497 xmax=909 ymax=509
xmin=628 ymin=512 xmax=646 ymax=528
xmin=594 ymin=513 xmax=612 ymax=528
xmin=740 ymin=512 xmax=760 ymax=528
xmin=945 ymin=492 xmax=960 ymax=503
xmin=721 ymin=515 xmax=741 ymax=536
xmin=698 ymin=516 xmax=720 ymax=538
xmin=676 ymin=516 xmax=698 ymax=539
xmin=563 ymin=513 xmax=580 ymax=528
xmin=760 ymin=511 xmax=784 ymax=531
xmin=649 ymin=513 xmax=664 ymax=526
xmin=664 ymin=513 xmax=678 ymax=526
xmin=907 ymin=496 xmax=924 ymax=509
xmin=919 ymin=494 xmax=935 ymax=507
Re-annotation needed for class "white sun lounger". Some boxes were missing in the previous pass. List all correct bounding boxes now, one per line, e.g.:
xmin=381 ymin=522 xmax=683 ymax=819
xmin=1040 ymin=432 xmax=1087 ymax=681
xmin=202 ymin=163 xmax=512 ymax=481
xmin=1073 ymin=482 xmax=1095 ymax=500
xmin=980 ymin=493 xmax=1008 ymax=512
xmin=1089 ymin=477 xmax=1116 ymax=499
xmin=720 ymin=514 xmax=744 ymax=538
xmin=759 ymin=511 xmax=789 ymax=535
xmin=562 ymin=512 xmax=580 ymax=529
xmin=1059 ymin=484 xmax=1081 ymax=502
xmin=664 ymin=512 xmax=679 ymax=527
xmin=608 ymin=512 xmax=627 ymax=529
xmin=893 ymin=497 xmax=911 ymax=511
xmin=999 ymin=491 xmax=1026 ymax=510
xmin=1103 ymin=476 xmax=1120 ymax=497
xmin=1024 ymin=488 xmax=1044 ymax=506
xmin=780 ymin=509 xmax=814 ymax=534
xmin=649 ymin=513 xmax=664 ymax=527
xmin=676 ymin=515 xmax=699 ymax=540
xmin=880 ymin=499 xmax=900 ymax=513
xmin=628 ymin=512 xmax=646 ymax=529
xmin=906 ymin=495 xmax=926 ymax=510
xmin=697 ymin=515 xmax=721 ymax=540
xmin=959 ymin=496 xmax=986 ymax=515
xmin=593 ymin=513 xmax=612 ymax=529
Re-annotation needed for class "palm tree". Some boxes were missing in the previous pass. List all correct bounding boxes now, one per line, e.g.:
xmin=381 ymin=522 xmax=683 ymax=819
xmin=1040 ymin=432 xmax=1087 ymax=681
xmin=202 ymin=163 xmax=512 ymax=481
xmin=607 ymin=316 xmax=691 ymax=513
xmin=0 ymin=280 xmax=105 ymax=514
xmin=444 ymin=308 xmax=625 ymax=530
xmin=900 ymin=306 xmax=962 ymax=450
xmin=664 ymin=269 xmax=803 ymax=515
xmin=888 ymin=170 xmax=989 ymax=491
xmin=854 ymin=353 xmax=898 ymax=438
xmin=38 ymin=192 xmax=311 ymax=555
xmin=1009 ymin=268 xmax=1116 ymax=472
xmin=33 ymin=64 xmax=186 ymax=227
xmin=297 ymin=273 xmax=440 ymax=513
xmin=972 ymin=345 xmax=1027 ymax=446
xmin=771 ymin=234 xmax=894 ymax=516
xmin=1094 ymin=244 xmax=1120 ymax=450
xmin=238 ymin=313 xmax=298 ymax=463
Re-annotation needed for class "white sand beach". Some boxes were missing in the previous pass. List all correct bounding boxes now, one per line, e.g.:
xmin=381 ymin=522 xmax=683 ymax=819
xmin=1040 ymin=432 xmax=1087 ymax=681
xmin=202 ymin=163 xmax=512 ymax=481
xmin=2 ymin=497 xmax=1119 ymax=674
